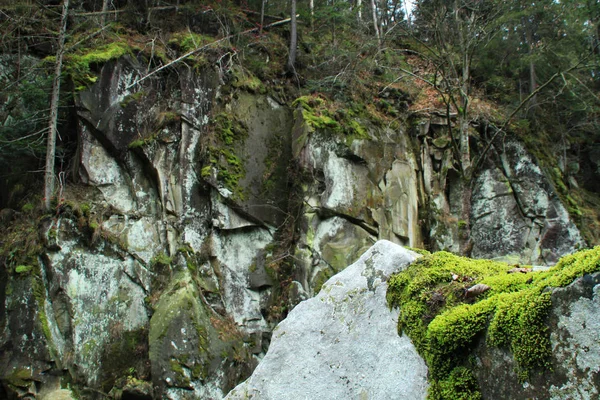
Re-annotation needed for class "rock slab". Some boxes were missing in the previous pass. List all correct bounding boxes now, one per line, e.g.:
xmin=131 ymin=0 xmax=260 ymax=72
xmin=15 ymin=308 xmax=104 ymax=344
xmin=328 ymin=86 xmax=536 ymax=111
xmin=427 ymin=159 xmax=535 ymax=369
xmin=225 ymin=240 xmax=428 ymax=400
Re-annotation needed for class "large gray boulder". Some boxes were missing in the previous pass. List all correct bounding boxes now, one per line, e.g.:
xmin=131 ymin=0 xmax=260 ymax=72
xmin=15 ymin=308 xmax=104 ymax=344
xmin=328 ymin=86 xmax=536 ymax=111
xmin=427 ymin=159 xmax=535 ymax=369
xmin=225 ymin=240 xmax=429 ymax=400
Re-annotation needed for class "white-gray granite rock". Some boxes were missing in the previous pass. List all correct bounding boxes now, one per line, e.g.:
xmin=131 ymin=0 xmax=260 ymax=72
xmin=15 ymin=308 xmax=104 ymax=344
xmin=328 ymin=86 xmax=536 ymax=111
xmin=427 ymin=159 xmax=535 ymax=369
xmin=225 ymin=240 xmax=429 ymax=400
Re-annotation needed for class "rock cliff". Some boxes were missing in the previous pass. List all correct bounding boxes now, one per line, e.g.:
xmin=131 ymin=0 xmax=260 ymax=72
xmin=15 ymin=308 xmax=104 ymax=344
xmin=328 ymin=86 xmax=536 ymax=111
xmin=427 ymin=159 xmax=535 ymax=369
xmin=0 ymin=53 xmax=592 ymax=399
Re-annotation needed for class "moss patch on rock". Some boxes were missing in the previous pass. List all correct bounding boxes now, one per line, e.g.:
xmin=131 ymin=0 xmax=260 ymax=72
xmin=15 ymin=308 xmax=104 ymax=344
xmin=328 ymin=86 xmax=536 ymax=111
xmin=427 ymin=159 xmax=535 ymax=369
xmin=387 ymin=247 xmax=600 ymax=399
xmin=61 ymin=42 xmax=132 ymax=90
xmin=202 ymin=112 xmax=249 ymax=200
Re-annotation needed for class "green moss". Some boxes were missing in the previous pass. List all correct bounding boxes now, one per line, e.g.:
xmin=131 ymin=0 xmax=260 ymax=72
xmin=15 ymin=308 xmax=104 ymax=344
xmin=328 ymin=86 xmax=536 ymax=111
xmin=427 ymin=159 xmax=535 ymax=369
xmin=313 ymin=268 xmax=334 ymax=294
xmin=151 ymin=252 xmax=172 ymax=267
xmin=347 ymin=120 xmax=370 ymax=140
xmin=31 ymin=270 xmax=58 ymax=359
xmin=232 ymin=67 xmax=264 ymax=93
xmin=292 ymin=95 xmax=377 ymax=147
xmin=214 ymin=113 xmax=247 ymax=145
xmin=63 ymin=42 xmax=131 ymax=89
xmin=15 ymin=265 xmax=33 ymax=274
xmin=169 ymin=359 xmax=191 ymax=386
xmin=428 ymin=366 xmax=482 ymax=400
xmin=487 ymin=290 xmax=552 ymax=379
xmin=293 ymin=95 xmax=341 ymax=132
xmin=128 ymin=134 xmax=157 ymax=149
xmin=120 ymin=91 xmax=145 ymax=108
xmin=158 ymin=111 xmax=180 ymax=127
xmin=387 ymin=247 xmax=600 ymax=398
xmin=168 ymin=32 xmax=212 ymax=53
xmin=405 ymin=247 xmax=431 ymax=256
xmin=202 ymin=114 xmax=248 ymax=200
xmin=21 ymin=203 xmax=34 ymax=213
xmin=6 ymin=367 xmax=33 ymax=388
xmin=80 ymin=202 xmax=91 ymax=217
xmin=201 ymin=165 xmax=213 ymax=179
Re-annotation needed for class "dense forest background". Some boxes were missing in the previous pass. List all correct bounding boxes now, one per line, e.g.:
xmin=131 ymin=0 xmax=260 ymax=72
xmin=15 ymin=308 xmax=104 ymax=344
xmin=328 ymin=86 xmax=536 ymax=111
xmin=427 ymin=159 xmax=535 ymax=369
xmin=1 ymin=0 xmax=599 ymax=242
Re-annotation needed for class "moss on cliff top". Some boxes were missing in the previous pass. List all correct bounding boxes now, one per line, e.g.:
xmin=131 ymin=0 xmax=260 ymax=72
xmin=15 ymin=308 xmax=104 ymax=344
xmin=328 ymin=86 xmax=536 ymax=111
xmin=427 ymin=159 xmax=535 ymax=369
xmin=61 ymin=41 xmax=132 ymax=90
xmin=292 ymin=94 xmax=374 ymax=146
xmin=387 ymin=247 xmax=600 ymax=399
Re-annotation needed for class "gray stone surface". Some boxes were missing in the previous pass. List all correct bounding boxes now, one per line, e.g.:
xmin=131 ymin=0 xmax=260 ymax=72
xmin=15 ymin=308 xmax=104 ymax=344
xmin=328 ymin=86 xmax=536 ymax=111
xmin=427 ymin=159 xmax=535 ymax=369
xmin=471 ymin=141 xmax=584 ymax=264
xmin=225 ymin=241 xmax=429 ymax=400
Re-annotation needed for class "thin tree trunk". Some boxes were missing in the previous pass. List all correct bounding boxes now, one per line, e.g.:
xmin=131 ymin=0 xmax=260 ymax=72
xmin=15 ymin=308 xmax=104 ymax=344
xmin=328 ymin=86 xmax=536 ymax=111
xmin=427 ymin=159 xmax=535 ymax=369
xmin=44 ymin=0 xmax=69 ymax=211
xmin=101 ymin=0 xmax=109 ymax=26
xmin=357 ymin=0 xmax=362 ymax=21
xmin=260 ymin=0 xmax=266 ymax=34
xmin=287 ymin=0 xmax=297 ymax=72
xmin=455 ymin=0 xmax=473 ymax=255
xmin=523 ymin=17 xmax=537 ymax=112
xmin=309 ymin=0 xmax=314 ymax=29
xmin=379 ymin=0 xmax=385 ymax=37
xmin=370 ymin=0 xmax=381 ymax=47
xmin=529 ymin=58 xmax=537 ymax=108
xmin=403 ymin=0 xmax=410 ymax=26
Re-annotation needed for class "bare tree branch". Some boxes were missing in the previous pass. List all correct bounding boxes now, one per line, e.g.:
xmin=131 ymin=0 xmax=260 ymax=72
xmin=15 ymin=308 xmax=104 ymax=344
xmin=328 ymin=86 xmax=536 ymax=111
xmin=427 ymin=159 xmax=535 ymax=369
xmin=126 ymin=16 xmax=297 ymax=90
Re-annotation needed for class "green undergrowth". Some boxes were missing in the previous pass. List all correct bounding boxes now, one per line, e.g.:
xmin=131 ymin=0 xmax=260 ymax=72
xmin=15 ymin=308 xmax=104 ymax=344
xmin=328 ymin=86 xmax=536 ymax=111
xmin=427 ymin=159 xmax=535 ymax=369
xmin=168 ymin=32 xmax=213 ymax=54
xmin=387 ymin=247 xmax=600 ymax=399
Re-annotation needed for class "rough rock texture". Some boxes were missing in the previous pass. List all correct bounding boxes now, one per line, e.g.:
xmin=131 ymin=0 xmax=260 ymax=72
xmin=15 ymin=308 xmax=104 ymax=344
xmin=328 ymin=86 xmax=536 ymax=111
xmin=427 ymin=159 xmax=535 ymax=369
xmin=1 ymin=58 xmax=283 ymax=399
xmin=470 ymin=140 xmax=584 ymax=264
xmin=292 ymin=109 xmax=424 ymax=295
xmin=417 ymin=119 xmax=584 ymax=263
xmin=225 ymin=240 xmax=428 ymax=400
xmin=0 ymin=53 xmax=589 ymax=399
xmin=474 ymin=272 xmax=600 ymax=399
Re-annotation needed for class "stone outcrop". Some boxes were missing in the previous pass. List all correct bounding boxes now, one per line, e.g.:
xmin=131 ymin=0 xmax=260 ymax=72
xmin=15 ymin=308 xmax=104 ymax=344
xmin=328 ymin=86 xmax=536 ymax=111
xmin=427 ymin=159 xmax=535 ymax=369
xmin=225 ymin=240 xmax=429 ymax=400
xmin=470 ymin=140 xmax=584 ymax=264
xmin=0 ymin=53 xmax=590 ymax=399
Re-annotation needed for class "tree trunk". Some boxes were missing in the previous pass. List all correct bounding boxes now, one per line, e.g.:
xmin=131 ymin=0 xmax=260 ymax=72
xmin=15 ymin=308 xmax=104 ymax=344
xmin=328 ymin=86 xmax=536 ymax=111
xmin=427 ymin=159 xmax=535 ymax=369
xmin=357 ymin=0 xmax=362 ymax=21
xmin=101 ymin=0 xmax=109 ymax=26
xmin=379 ymin=0 xmax=385 ymax=34
xmin=523 ymin=17 xmax=537 ymax=112
xmin=260 ymin=0 xmax=266 ymax=34
xmin=287 ymin=0 xmax=297 ymax=72
xmin=455 ymin=0 xmax=473 ymax=255
xmin=370 ymin=0 xmax=381 ymax=48
xmin=44 ymin=0 xmax=69 ymax=211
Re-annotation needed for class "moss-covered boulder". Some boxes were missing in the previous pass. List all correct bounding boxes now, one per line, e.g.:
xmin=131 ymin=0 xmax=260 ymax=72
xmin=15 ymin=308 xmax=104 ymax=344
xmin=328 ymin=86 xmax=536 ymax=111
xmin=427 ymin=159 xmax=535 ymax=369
xmin=387 ymin=246 xmax=600 ymax=399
